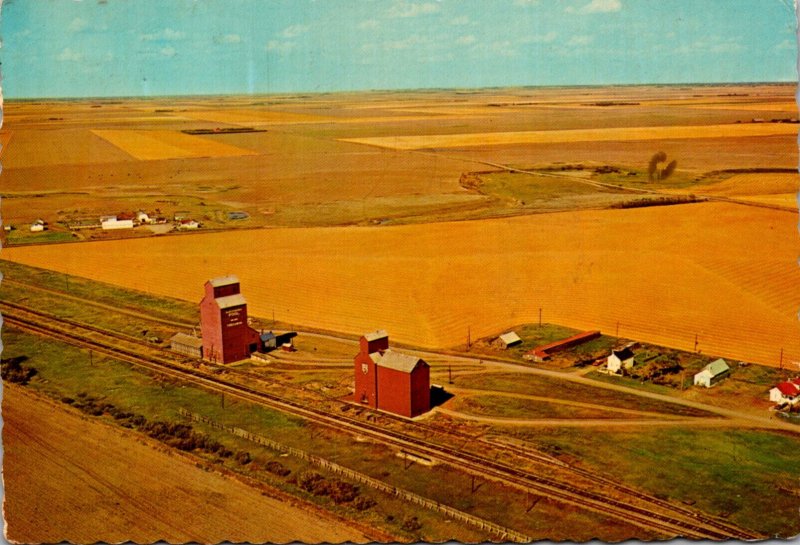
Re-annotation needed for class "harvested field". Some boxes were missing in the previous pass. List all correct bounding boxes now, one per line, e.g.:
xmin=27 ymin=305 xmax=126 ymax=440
xmin=341 ymin=123 xmax=800 ymax=150
xmin=4 ymin=201 xmax=798 ymax=367
xmin=91 ymin=129 xmax=258 ymax=161
xmin=2 ymin=386 xmax=369 ymax=544
xmin=179 ymin=109 xmax=333 ymax=125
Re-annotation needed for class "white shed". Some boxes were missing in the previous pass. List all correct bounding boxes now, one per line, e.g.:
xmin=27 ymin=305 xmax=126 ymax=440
xmin=498 ymin=331 xmax=522 ymax=349
xmin=693 ymin=358 xmax=730 ymax=388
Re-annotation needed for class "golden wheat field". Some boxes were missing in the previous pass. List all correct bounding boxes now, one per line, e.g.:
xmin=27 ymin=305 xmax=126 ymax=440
xmin=4 ymin=201 xmax=798 ymax=367
xmin=342 ymin=123 xmax=800 ymax=150
xmin=91 ymin=129 xmax=258 ymax=161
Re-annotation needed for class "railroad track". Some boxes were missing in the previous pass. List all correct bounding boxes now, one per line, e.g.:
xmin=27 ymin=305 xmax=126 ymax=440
xmin=1 ymin=303 xmax=762 ymax=540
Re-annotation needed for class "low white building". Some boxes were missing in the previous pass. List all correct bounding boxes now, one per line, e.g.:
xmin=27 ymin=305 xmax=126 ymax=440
xmin=136 ymin=211 xmax=153 ymax=224
xmin=497 ymin=331 xmax=522 ymax=349
xmin=178 ymin=219 xmax=200 ymax=230
xmin=607 ymin=347 xmax=635 ymax=374
xmin=693 ymin=358 xmax=730 ymax=388
xmin=101 ymin=216 xmax=134 ymax=230
xmin=30 ymin=219 xmax=46 ymax=232
xmin=769 ymin=379 xmax=800 ymax=406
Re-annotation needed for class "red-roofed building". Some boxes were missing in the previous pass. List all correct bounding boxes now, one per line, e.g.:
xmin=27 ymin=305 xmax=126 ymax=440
xmin=769 ymin=379 xmax=800 ymax=405
xmin=524 ymin=331 xmax=601 ymax=362
xmin=200 ymin=275 xmax=260 ymax=364
xmin=354 ymin=330 xmax=430 ymax=418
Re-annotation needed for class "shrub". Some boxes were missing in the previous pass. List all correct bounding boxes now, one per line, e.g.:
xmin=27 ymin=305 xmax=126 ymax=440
xmin=402 ymin=517 xmax=422 ymax=532
xmin=328 ymin=480 xmax=358 ymax=504
xmin=265 ymin=461 xmax=291 ymax=477
xmin=353 ymin=496 xmax=376 ymax=511
xmin=234 ymin=451 xmax=252 ymax=465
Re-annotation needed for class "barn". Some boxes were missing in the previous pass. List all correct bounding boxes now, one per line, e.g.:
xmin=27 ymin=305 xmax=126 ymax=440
xmin=354 ymin=330 xmax=430 ymax=418
xmin=497 ymin=331 xmax=522 ymax=349
xmin=200 ymin=275 xmax=260 ymax=364
xmin=693 ymin=358 xmax=730 ymax=388
xmin=170 ymin=332 xmax=203 ymax=359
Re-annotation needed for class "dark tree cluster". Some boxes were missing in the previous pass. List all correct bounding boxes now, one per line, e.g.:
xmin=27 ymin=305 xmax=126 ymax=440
xmin=1 ymin=356 xmax=38 ymax=385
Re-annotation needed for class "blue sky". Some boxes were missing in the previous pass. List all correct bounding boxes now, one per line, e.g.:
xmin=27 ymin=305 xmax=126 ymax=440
xmin=1 ymin=0 xmax=797 ymax=98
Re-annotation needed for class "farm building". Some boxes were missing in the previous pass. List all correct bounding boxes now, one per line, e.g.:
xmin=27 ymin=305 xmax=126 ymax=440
xmin=200 ymin=275 xmax=260 ymax=364
xmin=179 ymin=219 xmax=200 ymax=230
xmin=29 ymin=219 xmax=46 ymax=232
xmin=170 ymin=332 xmax=203 ymax=359
xmin=260 ymin=330 xmax=298 ymax=351
xmin=354 ymin=330 xmax=430 ymax=418
xmin=524 ymin=330 xmax=601 ymax=362
xmin=497 ymin=331 xmax=522 ymax=349
xmin=607 ymin=347 xmax=635 ymax=374
xmin=769 ymin=379 xmax=800 ymax=405
xmin=693 ymin=358 xmax=730 ymax=388
xmin=101 ymin=215 xmax=134 ymax=230
xmin=136 ymin=211 xmax=153 ymax=224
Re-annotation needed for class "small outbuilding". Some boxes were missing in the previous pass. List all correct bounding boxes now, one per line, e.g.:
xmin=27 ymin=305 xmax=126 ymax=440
xmin=693 ymin=358 xmax=730 ymax=388
xmin=607 ymin=347 xmax=635 ymax=374
xmin=497 ymin=331 xmax=522 ymax=349
xmin=30 ymin=219 xmax=47 ymax=232
xmin=170 ymin=332 xmax=204 ymax=359
xmin=769 ymin=379 xmax=800 ymax=406
xmin=101 ymin=215 xmax=134 ymax=230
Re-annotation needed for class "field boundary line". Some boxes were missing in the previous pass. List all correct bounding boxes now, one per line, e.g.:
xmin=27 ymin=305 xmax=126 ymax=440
xmin=179 ymin=409 xmax=532 ymax=543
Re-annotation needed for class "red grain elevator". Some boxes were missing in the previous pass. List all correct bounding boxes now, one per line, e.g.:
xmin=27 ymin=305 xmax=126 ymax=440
xmin=200 ymin=275 xmax=260 ymax=364
xmin=354 ymin=330 xmax=430 ymax=418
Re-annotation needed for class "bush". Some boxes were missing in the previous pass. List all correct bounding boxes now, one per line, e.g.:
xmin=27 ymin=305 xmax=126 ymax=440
xmin=234 ymin=451 xmax=252 ymax=465
xmin=265 ymin=461 xmax=291 ymax=477
xmin=353 ymin=496 xmax=376 ymax=511
xmin=1 ymin=357 xmax=38 ymax=385
xmin=328 ymin=480 xmax=359 ymax=504
xmin=402 ymin=517 xmax=422 ymax=532
xmin=298 ymin=471 xmax=330 ymax=496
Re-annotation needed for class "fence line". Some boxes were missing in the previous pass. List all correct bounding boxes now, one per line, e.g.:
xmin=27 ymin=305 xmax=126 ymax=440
xmin=179 ymin=409 xmax=532 ymax=543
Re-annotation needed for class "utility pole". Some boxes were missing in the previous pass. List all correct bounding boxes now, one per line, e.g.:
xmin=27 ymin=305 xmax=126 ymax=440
xmin=779 ymin=348 xmax=784 ymax=370
xmin=693 ymin=334 xmax=699 ymax=353
xmin=467 ymin=327 xmax=471 ymax=351
xmin=448 ymin=365 xmax=453 ymax=384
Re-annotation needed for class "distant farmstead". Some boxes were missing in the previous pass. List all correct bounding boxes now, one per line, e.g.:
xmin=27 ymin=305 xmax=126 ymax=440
xmin=693 ymin=358 xmax=730 ymax=388
xmin=354 ymin=330 xmax=430 ymax=418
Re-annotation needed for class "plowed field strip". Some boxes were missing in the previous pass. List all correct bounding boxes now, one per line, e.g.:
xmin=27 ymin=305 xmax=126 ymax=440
xmin=341 ymin=123 xmax=799 ymax=150
xmin=91 ymin=129 xmax=257 ymax=160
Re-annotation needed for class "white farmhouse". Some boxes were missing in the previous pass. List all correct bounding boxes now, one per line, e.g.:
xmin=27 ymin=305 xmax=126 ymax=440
xmin=693 ymin=358 xmax=730 ymax=388
xmin=136 ymin=211 xmax=153 ymax=224
xmin=607 ymin=347 xmax=635 ymax=374
xmin=29 ymin=219 xmax=46 ymax=232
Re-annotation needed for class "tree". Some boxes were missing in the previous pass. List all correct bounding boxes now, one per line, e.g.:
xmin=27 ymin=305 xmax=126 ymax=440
xmin=647 ymin=152 xmax=677 ymax=181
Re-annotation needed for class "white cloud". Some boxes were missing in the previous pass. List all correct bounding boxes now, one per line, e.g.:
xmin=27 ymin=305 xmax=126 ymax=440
xmin=388 ymin=1 xmax=440 ymax=18
xmin=568 ymin=35 xmax=593 ymax=46
xmin=56 ymin=47 xmax=83 ymax=62
xmin=215 ymin=33 xmax=242 ymax=44
xmin=140 ymin=28 xmax=186 ymax=41
xmin=279 ymin=24 xmax=310 ymax=38
xmin=383 ymin=35 xmax=429 ymax=50
xmin=521 ymin=31 xmax=557 ymax=44
xmin=456 ymin=35 xmax=476 ymax=46
xmin=566 ymin=0 xmax=622 ymax=14
xmin=160 ymin=46 xmax=176 ymax=57
xmin=266 ymin=40 xmax=295 ymax=55
xmin=358 ymin=19 xmax=380 ymax=30
xmin=675 ymin=37 xmax=743 ymax=55
xmin=68 ymin=17 xmax=89 ymax=32
xmin=450 ymin=15 xmax=471 ymax=25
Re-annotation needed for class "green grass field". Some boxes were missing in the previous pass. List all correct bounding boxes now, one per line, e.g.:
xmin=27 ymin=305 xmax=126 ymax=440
xmin=516 ymin=426 xmax=800 ymax=538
